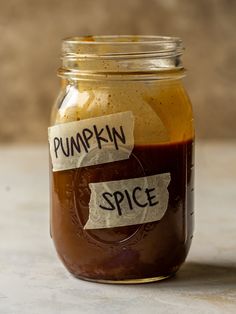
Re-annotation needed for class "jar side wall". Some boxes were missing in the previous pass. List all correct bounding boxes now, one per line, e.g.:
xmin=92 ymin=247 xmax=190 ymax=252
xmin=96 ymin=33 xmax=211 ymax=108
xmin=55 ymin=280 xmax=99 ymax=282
xmin=49 ymin=75 xmax=194 ymax=282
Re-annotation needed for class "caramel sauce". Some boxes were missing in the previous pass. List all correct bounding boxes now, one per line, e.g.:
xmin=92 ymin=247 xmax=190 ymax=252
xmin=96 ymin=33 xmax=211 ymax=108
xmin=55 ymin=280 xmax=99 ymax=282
xmin=51 ymin=139 xmax=194 ymax=281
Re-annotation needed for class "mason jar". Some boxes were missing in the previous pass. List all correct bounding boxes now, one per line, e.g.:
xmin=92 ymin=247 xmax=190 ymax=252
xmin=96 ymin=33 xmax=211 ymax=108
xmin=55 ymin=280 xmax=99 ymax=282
xmin=48 ymin=35 xmax=194 ymax=283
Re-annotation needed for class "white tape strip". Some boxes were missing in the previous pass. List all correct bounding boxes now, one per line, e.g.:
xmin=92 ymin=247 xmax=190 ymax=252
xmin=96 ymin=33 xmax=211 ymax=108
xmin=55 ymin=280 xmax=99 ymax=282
xmin=48 ymin=111 xmax=134 ymax=171
xmin=84 ymin=173 xmax=171 ymax=229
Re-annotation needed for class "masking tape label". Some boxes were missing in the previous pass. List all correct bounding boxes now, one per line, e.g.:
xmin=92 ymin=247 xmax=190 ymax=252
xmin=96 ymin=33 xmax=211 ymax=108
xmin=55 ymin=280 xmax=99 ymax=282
xmin=84 ymin=173 xmax=171 ymax=229
xmin=48 ymin=111 xmax=134 ymax=171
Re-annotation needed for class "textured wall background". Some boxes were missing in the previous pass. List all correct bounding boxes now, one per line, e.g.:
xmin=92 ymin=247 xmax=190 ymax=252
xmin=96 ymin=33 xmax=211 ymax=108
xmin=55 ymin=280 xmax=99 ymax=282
xmin=0 ymin=0 xmax=235 ymax=143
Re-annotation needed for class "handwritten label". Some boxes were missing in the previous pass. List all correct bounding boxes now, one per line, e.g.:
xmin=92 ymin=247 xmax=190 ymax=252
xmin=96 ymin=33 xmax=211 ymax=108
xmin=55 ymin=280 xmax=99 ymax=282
xmin=48 ymin=111 xmax=134 ymax=171
xmin=84 ymin=173 xmax=171 ymax=229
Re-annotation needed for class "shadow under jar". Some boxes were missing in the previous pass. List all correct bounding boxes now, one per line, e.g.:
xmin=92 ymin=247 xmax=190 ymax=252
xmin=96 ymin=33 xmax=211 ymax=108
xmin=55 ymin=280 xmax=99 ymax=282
xmin=49 ymin=35 xmax=195 ymax=284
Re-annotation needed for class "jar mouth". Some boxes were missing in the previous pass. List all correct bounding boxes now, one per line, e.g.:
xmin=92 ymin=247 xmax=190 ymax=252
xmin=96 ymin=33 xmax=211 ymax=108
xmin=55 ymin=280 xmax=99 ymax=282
xmin=62 ymin=35 xmax=183 ymax=57
xmin=64 ymin=35 xmax=182 ymax=43
xmin=60 ymin=35 xmax=185 ymax=80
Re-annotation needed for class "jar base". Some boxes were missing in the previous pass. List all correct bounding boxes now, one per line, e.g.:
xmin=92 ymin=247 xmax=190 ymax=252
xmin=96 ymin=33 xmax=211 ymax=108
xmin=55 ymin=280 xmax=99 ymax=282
xmin=74 ymin=273 xmax=174 ymax=284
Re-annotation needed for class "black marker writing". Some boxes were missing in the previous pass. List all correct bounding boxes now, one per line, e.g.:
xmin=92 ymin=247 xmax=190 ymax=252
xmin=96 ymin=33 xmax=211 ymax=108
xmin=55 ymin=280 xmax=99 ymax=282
xmin=99 ymin=185 xmax=158 ymax=216
xmin=53 ymin=124 xmax=126 ymax=158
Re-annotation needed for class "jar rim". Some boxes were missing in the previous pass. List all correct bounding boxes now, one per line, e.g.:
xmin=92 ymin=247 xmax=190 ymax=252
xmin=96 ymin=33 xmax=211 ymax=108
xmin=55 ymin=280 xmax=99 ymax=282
xmin=62 ymin=35 xmax=183 ymax=57
xmin=60 ymin=35 xmax=185 ymax=80
xmin=63 ymin=35 xmax=182 ymax=45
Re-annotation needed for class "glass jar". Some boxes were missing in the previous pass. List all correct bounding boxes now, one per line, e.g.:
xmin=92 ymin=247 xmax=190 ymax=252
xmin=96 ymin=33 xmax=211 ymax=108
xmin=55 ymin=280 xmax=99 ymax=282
xmin=48 ymin=35 xmax=194 ymax=284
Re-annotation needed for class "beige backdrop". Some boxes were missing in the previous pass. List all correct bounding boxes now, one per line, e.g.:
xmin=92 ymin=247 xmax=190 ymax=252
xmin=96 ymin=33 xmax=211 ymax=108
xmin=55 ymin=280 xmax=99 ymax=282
xmin=0 ymin=0 xmax=235 ymax=143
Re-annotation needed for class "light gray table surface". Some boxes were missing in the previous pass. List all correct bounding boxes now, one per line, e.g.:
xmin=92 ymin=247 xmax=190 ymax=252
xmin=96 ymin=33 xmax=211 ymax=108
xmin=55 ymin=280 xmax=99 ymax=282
xmin=0 ymin=141 xmax=236 ymax=314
